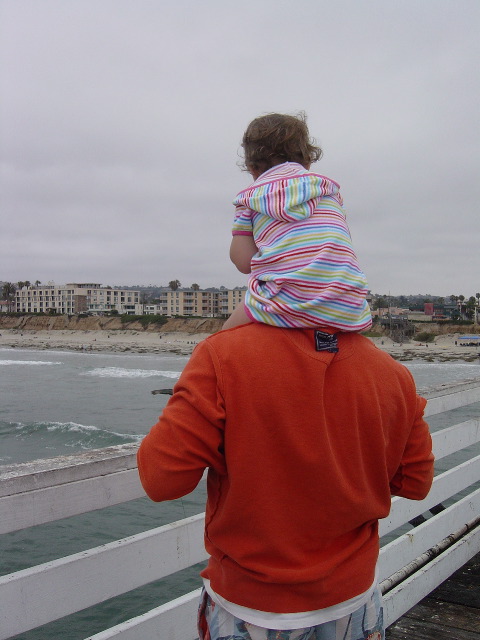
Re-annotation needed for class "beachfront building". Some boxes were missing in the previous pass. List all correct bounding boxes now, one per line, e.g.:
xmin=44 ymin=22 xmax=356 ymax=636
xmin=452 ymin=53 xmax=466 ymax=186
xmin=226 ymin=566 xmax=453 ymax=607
xmin=144 ymin=286 xmax=246 ymax=318
xmin=14 ymin=284 xmax=141 ymax=315
xmin=14 ymin=284 xmax=246 ymax=318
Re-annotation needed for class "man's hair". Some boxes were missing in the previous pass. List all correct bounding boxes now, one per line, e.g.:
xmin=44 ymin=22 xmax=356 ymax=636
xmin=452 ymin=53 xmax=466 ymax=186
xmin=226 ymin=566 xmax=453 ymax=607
xmin=241 ymin=112 xmax=322 ymax=175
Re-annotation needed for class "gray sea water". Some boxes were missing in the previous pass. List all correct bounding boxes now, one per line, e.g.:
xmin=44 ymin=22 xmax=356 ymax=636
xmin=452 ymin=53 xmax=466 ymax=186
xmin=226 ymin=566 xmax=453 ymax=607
xmin=1 ymin=347 xmax=480 ymax=639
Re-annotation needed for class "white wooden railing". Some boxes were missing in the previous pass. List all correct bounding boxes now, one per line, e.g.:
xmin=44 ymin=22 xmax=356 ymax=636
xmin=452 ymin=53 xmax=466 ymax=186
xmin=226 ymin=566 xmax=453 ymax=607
xmin=1 ymin=379 xmax=479 ymax=640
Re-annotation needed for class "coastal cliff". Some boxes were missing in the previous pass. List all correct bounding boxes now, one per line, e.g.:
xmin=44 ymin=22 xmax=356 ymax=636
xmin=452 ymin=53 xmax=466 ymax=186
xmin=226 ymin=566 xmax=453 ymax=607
xmin=0 ymin=314 xmax=224 ymax=334
xmin=0 ymin=314 xmax=476 ymax=336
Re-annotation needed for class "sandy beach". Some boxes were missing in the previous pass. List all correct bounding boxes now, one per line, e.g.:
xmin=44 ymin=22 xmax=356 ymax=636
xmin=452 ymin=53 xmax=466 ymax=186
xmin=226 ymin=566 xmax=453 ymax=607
xmin=368 ymin=334 xmax=480 ymax=362
xmin=0 ymin=329 xmax=209 ymax=356
xmin=1 ymin=328 xmax=480 ymax=362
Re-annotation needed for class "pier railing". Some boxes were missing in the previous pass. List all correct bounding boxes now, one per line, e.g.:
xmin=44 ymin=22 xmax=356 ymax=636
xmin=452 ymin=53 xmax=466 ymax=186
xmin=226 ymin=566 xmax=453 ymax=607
xmin=1 ymin=379 xmax=480 ymax=639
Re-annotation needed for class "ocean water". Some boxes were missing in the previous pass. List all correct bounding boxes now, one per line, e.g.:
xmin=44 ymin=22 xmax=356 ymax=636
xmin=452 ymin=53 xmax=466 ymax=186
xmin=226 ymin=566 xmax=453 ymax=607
xmin=1 ymin=347 xmax=480 ymax=639
xmin=2 ymin=347 xmax=480 ymax=467
xmin=0 ymin=347 xmax=187 ymax=465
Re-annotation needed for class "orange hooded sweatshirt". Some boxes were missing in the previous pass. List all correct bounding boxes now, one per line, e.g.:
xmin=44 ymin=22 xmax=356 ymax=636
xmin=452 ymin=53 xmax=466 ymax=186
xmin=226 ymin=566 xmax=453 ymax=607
xmin=137 ymin=324 xmax=434 ymax=613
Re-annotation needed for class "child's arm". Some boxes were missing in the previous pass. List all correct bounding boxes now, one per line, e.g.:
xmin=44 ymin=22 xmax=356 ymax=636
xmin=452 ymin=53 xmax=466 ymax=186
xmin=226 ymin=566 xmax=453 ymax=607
xmin=230 ymin=235 xmax=258 ymax=274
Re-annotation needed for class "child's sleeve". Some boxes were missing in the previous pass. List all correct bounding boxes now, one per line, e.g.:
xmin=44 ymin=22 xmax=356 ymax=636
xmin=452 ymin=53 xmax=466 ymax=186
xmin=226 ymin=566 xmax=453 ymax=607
xmin=232 ymin=204 xmax=253 ymax=236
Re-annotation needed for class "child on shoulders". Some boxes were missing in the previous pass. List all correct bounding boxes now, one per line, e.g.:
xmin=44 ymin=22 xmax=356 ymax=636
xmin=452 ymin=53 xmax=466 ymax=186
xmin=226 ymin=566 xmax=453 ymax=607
xmin=223 ymin=112 xmax=372 ymax=332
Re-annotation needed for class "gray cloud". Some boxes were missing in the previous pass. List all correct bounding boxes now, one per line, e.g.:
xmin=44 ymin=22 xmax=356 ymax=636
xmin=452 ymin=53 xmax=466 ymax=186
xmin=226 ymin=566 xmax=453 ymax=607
xmin=1 ymin=0 xmax=479 ymax=295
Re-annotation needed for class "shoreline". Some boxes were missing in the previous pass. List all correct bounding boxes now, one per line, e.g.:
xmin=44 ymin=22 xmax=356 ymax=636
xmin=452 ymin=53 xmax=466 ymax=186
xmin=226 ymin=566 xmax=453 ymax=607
xmin=1 ymin=328 xmax=480 ymax=362
xmin=0 ymin=329 xmax=208 ymax=356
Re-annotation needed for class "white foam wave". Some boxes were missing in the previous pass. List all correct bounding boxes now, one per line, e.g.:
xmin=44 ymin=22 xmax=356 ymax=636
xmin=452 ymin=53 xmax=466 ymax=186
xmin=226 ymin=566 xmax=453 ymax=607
xmin=407 ymin=361 xmax=480 ymax=370
xmin=46 ymin=421 xmax=99 ymax=432
xmin=7 ymin=420 xmax=142 ymax=443
xmin=0 ymin=360 xmax=61 ymax=366
xmin=43 ymin=421 xmax=142 ymax=440
xmin=83 ymin=367 xmax=180 ymax=379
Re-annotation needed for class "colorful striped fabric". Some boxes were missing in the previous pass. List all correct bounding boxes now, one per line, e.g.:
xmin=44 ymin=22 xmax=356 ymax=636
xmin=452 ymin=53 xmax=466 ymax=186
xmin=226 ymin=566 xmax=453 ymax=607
xmin=232 ymin=162 xmax=372 ymax=331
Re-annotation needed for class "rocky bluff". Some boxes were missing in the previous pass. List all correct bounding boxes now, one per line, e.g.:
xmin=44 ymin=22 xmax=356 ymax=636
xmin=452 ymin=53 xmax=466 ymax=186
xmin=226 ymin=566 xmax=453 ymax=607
xmin=0 ymin=315 xmax=224 ymax=334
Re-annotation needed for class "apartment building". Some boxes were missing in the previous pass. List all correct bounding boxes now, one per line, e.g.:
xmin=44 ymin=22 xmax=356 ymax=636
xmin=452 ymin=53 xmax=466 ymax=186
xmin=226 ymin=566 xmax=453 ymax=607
xmin=14 ymin=284 xmax=246 ymax=317
xmin=15 ymin=284 xmax=141 ymax=315
xmin=144 ymin=287 xmax=246 ymax=317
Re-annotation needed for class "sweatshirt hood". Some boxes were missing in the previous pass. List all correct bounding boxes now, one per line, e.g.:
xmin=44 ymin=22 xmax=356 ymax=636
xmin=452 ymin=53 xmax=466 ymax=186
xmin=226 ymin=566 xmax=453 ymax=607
xmin=233 ymin=163 xmax=342 ymax=223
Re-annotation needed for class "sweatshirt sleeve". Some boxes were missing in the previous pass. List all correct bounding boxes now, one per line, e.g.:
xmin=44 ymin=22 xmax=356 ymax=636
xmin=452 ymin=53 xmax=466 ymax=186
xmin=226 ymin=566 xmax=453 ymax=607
xmin=389 ymin=395 xmax=435 ymax=500
xmin=232 ymin=204 xmax=253 ymax=236
xmin=137 ymin=340 xmax=226 ymax=502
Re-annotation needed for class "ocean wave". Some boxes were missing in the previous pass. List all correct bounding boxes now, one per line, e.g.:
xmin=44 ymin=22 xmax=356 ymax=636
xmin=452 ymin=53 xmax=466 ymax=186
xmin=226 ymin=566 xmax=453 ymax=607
xmin=0 ymin=360 xmax=62 ymax=366
xmin=405 ymin=361 xmax=480 ymax=390
xmin=407 ymin=361 xmax=480 ymax=370
xmin=83 ymin=367 xmax=181 ymax=379
xmin=1 ymin=420 xmax=142 ymax=450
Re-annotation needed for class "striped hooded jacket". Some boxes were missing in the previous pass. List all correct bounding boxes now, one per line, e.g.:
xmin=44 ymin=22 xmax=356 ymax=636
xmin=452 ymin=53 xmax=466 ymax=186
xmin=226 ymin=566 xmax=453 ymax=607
xmin=232 ymin=162 xmax=372 ymax=331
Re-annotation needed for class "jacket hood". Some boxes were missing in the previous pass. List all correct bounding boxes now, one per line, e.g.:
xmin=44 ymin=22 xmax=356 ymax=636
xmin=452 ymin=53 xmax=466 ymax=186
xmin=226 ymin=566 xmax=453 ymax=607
xmin=233 ymin=163 xmax=342 ymax=223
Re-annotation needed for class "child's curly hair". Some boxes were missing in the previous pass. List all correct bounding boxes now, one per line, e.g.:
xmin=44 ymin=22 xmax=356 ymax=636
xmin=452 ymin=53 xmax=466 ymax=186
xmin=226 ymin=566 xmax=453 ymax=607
xmin=241 ymin=112 xmax=322 ymax=176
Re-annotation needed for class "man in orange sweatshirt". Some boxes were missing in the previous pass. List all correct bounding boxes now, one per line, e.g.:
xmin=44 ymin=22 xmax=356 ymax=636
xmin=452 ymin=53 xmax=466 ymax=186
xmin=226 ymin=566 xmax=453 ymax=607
xmin=137 ymin=324 xmax=434 ymax=640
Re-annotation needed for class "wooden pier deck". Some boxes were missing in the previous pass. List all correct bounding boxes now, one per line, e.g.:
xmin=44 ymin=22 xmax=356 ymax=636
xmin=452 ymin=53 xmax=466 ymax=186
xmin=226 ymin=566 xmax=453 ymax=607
xmin=386 ymin=553 xmax=480 ymax=639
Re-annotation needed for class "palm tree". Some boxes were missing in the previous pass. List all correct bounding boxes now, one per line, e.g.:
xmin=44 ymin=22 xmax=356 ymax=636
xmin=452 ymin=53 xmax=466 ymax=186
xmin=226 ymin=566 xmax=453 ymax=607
xmin=373 ymin=296 xmax=388 ymax=311
xmin=140 ymin=292 xmax=148 ymax=313
xmin=191 ymin=283 xmax=200 ymax=291
xmin=2 ymin=282 xmax=16 ymax=312
xmin=457 ymin=295 xmax=466 ymax=319
xmin=168 ymin=280 xmax=181 ymax=291
xmin=35 ymin=280 xmax=41 ymax=287
xmin=466 ymin=296 xmax=477 ymax=320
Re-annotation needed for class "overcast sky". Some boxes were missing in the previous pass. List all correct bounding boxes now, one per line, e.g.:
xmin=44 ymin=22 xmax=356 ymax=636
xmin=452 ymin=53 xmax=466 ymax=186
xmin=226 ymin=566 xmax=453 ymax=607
xmin=1 ymin=0 xmax=479 ymax=296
